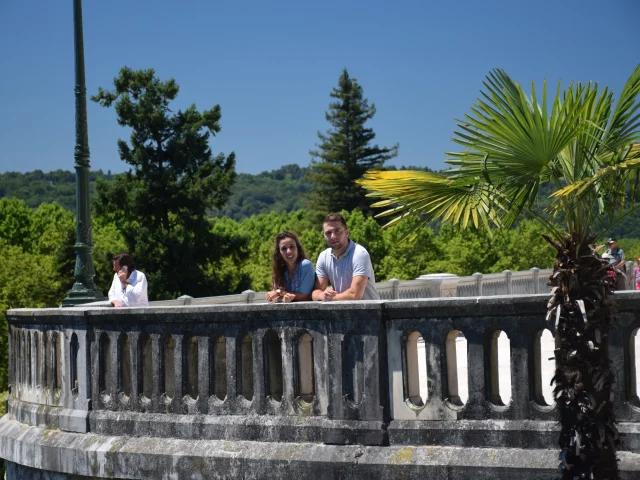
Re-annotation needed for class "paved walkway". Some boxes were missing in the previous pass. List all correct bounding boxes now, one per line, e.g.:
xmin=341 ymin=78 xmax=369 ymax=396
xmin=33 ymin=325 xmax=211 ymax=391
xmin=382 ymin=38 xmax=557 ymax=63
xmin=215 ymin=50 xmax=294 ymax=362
xmin=416 ymin=332 xmax=640 ymax=405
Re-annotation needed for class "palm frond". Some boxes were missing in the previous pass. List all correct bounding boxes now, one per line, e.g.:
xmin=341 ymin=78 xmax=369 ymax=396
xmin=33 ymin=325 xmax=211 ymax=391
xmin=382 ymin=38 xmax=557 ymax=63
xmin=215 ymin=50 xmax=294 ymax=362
xmin=358 ymin=170 xmax=506 ymax=231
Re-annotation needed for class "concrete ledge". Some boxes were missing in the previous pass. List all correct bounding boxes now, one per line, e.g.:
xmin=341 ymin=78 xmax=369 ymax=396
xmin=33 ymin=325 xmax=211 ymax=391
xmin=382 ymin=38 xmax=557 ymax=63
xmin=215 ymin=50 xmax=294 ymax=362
xmin=389 ymin=419 xmax=560 ymax=449
xmin=2 ymin=416 xmax=640 ymax=479
xmin=9 ymin=399 xmax=89 ymax=433
xmin=89 ymin=410 xmax=386 ymax=445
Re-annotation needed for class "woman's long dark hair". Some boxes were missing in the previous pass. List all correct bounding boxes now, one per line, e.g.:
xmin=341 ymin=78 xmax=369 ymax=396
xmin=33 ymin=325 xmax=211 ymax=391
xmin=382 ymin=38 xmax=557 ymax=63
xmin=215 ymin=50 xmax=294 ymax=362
xmin=271 ymin=231 xmax=308 ymax=289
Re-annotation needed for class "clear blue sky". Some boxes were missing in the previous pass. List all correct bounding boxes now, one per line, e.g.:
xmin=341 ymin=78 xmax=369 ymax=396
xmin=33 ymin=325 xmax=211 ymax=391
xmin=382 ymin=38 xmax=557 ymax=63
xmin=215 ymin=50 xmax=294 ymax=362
xmin=0 ymin=0 xmax=638 ymax=175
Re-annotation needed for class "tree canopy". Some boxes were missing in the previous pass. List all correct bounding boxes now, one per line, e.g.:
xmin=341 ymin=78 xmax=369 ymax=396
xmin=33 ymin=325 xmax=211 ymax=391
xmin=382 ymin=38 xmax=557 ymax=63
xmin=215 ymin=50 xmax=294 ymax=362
xmin=307 ymin=69 xmax=398 ymax=215
xmin=91 ymin=67 xmax=245 ymax=299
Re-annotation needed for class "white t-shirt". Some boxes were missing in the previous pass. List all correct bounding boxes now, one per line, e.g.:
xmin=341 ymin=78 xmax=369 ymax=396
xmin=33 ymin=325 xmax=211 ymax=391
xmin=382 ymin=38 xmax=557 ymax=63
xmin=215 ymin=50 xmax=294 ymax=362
xmin=108 ymin=270 xmax=149 ymax=307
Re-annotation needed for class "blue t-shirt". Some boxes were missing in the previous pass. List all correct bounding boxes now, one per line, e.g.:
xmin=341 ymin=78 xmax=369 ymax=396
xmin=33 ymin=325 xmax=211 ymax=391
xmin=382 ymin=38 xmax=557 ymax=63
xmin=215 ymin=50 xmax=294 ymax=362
xmin=283 ymin=258 xmax=316 ymax=294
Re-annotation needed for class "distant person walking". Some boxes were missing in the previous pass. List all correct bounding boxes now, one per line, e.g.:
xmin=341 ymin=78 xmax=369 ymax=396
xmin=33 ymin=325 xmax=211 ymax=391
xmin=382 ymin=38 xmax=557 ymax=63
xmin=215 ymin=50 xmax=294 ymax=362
xmin=108 ymin=253 xmax=149 ymax=307
xmin=602 ymin=238 xmax=626 ymax=290
xmin=312 ymin=213 xmax=380 ymax=301
xmin=635 ymin=258 xmax=640 ymax=291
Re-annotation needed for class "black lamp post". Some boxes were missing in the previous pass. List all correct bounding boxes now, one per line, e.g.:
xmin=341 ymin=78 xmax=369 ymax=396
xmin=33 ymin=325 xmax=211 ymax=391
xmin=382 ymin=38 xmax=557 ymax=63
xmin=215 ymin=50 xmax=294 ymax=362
xmin=62 ymin=0 xmax=106 ymax=306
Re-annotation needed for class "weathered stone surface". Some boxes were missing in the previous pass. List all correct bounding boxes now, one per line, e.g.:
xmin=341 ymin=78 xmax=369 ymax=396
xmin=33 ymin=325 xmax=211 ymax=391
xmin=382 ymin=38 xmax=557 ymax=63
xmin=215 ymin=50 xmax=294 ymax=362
xmin=4 ymin=293 xmax=640 ymax=478
xmin=0 ymin=417 xmax=590 ymax=479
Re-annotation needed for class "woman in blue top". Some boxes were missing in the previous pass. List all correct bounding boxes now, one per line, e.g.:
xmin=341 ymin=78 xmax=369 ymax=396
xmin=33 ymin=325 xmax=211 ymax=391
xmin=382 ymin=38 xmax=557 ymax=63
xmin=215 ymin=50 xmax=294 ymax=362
xmin=265 ymin=231 xmax=315 ymax=303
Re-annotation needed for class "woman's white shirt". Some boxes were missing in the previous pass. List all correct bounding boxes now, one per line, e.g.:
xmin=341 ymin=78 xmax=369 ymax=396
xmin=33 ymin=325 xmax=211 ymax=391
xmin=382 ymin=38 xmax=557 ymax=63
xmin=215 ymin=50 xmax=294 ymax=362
xmin=108 ymin=270 xmax=149 ymax=307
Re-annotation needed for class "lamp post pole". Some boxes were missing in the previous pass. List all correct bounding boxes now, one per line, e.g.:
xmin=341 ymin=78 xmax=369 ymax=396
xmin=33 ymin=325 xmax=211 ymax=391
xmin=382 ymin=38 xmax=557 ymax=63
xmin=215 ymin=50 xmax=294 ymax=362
xmin=62 ymin=0 xmax=106 ymax=306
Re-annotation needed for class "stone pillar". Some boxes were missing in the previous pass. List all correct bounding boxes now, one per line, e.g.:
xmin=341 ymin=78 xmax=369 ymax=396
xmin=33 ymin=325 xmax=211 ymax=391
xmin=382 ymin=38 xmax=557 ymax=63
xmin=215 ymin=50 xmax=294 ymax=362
xmin=504 ymin=270 xmax=513 ymax=295
xmin=531 ymin=268 xmax=540 ymax=294
xmin=473 ymin=272 xmax=483 ymax=296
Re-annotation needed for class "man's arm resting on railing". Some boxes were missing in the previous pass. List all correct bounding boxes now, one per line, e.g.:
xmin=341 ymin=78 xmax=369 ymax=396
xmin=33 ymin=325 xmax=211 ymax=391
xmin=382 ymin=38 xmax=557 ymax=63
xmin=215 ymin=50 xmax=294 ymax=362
xmin=331 ymin=276 xmax=367 ymax=301
xmin=312 ymin=277 xmax=330 ymax=301
xmin=312 ymin=276 xmax=367 ymax=301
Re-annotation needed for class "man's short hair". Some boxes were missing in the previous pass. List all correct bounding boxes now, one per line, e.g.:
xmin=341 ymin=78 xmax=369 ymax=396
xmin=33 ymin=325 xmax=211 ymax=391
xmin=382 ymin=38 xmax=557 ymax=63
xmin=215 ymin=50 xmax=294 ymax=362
xmin=323 ymin=213 xmax=347 ymax=229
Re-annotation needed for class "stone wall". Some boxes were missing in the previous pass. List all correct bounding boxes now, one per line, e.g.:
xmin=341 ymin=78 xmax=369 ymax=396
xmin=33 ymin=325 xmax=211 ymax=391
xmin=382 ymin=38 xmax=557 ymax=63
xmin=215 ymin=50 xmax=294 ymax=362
xmin=1 ymin=293 xmax=639 ymax=478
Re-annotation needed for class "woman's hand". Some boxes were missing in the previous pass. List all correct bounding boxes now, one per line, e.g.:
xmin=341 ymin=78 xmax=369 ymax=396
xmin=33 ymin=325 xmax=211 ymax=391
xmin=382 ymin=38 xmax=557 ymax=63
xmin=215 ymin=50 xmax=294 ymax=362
xmin=265 ymin=290 xmax=280 ymax=302
xmin=282 ymin=293 xmax=295 ymax=303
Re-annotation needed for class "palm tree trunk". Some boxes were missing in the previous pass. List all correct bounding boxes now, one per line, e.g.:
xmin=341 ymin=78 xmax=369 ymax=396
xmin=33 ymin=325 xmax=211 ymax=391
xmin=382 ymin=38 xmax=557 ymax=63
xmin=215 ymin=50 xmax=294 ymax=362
xmin=546 ymin=232 xmax=620 ymax=479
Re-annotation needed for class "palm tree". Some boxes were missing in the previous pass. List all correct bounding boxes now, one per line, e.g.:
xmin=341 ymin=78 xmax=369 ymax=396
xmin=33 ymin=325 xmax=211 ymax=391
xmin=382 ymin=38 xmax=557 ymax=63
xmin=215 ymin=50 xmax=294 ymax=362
xmin=359 ymin=65 xmax=640 ymax=480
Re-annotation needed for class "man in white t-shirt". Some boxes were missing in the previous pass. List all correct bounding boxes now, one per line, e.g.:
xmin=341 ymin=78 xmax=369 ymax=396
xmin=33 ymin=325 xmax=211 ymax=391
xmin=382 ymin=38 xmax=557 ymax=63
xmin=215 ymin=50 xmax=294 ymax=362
xmin=312 ymin=213 xmax=380 ymax=301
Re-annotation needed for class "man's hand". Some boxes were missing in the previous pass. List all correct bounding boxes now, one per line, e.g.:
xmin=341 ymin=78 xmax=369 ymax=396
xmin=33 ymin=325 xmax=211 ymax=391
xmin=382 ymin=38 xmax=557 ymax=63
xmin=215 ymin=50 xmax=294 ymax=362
xmin=117 ymin=270 xmax=128 ymax=285
xmin=112 ymin=300 xmax=123 ymax=308
xmin=322 ymin=287 xmax=337 ymax=301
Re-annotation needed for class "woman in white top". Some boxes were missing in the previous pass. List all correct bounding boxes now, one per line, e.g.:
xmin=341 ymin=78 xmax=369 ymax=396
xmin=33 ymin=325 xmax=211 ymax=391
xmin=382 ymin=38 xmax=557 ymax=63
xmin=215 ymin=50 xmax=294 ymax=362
xmin=108 ymin=253 xmax=149 ymax=307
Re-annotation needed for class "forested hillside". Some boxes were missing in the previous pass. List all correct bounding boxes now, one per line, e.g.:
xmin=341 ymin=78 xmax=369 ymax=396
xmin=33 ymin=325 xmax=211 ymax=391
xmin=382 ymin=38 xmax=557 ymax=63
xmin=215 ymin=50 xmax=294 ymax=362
xmin=0 ymin=169 xmax=114 ymax=211
xmin=0 ymin=164 xmax=434 ymax=221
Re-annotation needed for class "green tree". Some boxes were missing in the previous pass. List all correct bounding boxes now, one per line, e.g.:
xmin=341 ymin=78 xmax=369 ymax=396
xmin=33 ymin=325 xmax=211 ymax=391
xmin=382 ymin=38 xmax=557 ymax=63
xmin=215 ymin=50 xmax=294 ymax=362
xmin=91 ymin=67 xmax=239 ymax=299
xmin=0 ymin=199 xmax=76 ymax=392
xmin=361 ymin=65 xmax=640 ymax=479
xmin=307 ymin=69 xmax=398 ymax=215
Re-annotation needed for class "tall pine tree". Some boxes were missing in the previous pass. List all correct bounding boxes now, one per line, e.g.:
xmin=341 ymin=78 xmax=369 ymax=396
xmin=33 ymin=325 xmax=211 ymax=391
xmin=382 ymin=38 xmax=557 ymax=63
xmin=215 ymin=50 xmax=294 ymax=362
xmin=307 ymin=69 xmax=398 ymax=215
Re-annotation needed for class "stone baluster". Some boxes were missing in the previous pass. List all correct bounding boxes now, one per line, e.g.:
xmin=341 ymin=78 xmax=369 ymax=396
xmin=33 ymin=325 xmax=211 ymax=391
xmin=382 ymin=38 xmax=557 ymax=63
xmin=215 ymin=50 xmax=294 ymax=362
xmin=36 ymin=331 xmax=45 ymax=403
xmin=150 ymin=334 xmax=162 ymax=411
xmin=108 ymin=332 xmax=119 ymax=405
xmin=197 ymin=336 xmax=211 ymax=413
xmin=423 ymin=330 xmax=443 ymax=406
xmin=7 ymin=329 xmax=13 ymax=400
xmin=506 ymin=326 xmax=529 ymax=418
xmin=51 ymin=332 xmax=60 ymax=403
xmin=389 ymin=279 xmax=400 ymax=299
xmin=327 ymin=333 xmax=344 ymax=421
xmin=251 ymin=331 xmax=265 ymax=413
xmin=531 ymin=268 xmax=540 ymax=294
xmin=473 ymin=273 xmax=483 ymax=297
xmin=21 ymin=331 xmax=27 ymax=398
xmin=508 ymin=323 xmax=552 ymax=420
xmin=462 ymin=329 xmax=487 ymax=419
xmin=281 ymin=330 xmax=295 ymax=414
xmin=222 ymin=329 xmax=238 ymax=410
xmin=127 ymin=332 xmax=140 ymax=410
xmin=90 ymin=329 xmax=100 ymax=409
xmin=504 ymin=270 xmax=513 ymax=295
xmin=611 ymin=323 xmax=632 ymax=420
xmin=170 ymin=334 xmax=184 ymax=413
xmin=30 ymin=330 xmax=36 ymax=392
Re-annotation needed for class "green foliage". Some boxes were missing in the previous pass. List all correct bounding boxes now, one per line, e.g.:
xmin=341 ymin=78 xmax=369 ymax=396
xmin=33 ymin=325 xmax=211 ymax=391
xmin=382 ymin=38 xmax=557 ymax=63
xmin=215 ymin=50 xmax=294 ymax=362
xmin=0 ymin=390 xmax=6 ymax=416
xmin=91 ymin=216 xmax=128 ymax=291
xmin=0 ymin=170 xmax=114 ymax=211
xmin=214 ymin=164 xmax=313 ymax=220
xmin=91 ymin=67 xmax=242 ymax=299
xmin=230 ymin=209 xmax=557 ymax=291
xmin=307 ymin=69 xmax=398 ymax=215
xmin=235 ymin=210 xmax=320 ymax=291
xmin=0 ymin=199 xmax=75 ymax=391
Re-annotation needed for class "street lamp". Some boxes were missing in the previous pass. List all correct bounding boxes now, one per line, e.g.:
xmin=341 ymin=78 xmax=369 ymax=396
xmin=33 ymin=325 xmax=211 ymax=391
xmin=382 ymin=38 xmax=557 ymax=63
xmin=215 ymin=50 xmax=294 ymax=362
xmin=62 ymin=0 xmax=106 ymax=306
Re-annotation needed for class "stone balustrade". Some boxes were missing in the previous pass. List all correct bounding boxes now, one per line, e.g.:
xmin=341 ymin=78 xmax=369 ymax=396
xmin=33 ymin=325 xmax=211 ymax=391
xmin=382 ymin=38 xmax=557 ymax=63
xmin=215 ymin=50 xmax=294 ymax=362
xmin=2 ymin=292 xmax=639 ymax=478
